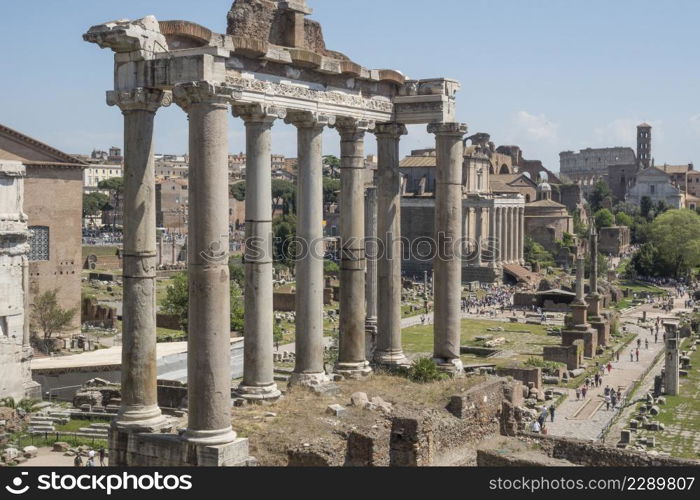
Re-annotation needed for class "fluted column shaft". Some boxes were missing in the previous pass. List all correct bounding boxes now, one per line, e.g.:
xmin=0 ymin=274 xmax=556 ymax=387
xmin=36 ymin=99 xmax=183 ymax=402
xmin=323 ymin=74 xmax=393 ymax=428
xmin=174 ymin=82 xmax=236 ymax=444
xmin=375 ymin=123 xmax=409 ymax=366
xmin=336 ymin=118 xmax=373 ymax=377
xmin=108 ymin=88 xmax=169 ymax=432
xmin=475 ymin=207 xmax=483 ymax=266
xmin=365 ymin=183 xmax=378 ymax=357
xmin=287 ymin=112 xmax=333 ymax=387
xmin=234 ymin=104 xmax=285 ymax=400
xmin=429 ymin=122 xmax=467 ymax=373
xmin=519 ymin=207 xmax=525 ymax=264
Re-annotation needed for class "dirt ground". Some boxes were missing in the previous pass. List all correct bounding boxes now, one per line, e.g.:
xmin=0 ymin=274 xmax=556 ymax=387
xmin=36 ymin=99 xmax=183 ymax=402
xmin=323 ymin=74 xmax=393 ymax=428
xmin=232 ymin=373 xmax=487 ymax=466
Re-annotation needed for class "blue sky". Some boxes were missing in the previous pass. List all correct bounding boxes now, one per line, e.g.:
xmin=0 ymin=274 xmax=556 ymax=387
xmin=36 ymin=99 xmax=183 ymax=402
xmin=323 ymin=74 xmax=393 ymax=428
xmin=1 ymin=0 xmax=699 ymax=172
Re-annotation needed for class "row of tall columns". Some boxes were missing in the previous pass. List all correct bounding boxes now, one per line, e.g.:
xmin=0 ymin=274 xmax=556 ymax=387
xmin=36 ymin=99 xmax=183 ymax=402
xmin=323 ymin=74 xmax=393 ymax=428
xmin=429 ymin=123 xmax=468 ymax=373
xmin=489 ymin=206 xmax=525 ymax=266
xmin=111 ymin=81 xmax=471 ymax=448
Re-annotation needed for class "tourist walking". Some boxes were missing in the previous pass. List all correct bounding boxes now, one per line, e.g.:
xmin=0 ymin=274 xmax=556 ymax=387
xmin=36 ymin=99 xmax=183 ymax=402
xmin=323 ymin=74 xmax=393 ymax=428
xmin=630 ymin=350 xmax=634 ymax=362
xmin=549 ymin=404 xmax=555 ymax=422
xmin=581 ymin=386 xmax=588 ymax=398
xmin=575 ymin=388 xmax=581 ymax=400
xmin=99 ymin=447 xmax=106 ymax=467
xmin=607 ymin=361 xmax=612 ymax=374
xmin=74 ymin=454 xmax=83 ymax=467
xmin=645 ymin=338 xmax=649 ymax=350
xmin=605 ymin=394 xmax=611 ymax=410
xmin=636 ymin=348 xmax=640 ymax=362
xmin=611 ymin=392 xmax=617 ymax=409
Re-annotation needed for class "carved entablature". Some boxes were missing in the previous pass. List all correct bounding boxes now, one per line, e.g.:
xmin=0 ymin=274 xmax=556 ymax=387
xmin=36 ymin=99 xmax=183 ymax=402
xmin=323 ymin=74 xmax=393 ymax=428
xmin=394 ymin=78 xmax=461 ymax=125
xmin=83 ymin=16 xmax=168 ymax=60
xmin=228 ymin=76 xmax=393 ymax=123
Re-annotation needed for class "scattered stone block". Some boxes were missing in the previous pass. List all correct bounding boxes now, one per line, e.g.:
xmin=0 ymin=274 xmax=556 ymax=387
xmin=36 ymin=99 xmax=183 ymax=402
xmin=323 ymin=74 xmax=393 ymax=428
xmin=350 ymin=392 xmax=369 ymax=407
xmin=23 ymin=446 xmax=38 ymax=458
xmin=620 ymin=430 xmax=631 ymax=444
xmin=326 ymin=404 xmax=347 ymax=417
xmin=53 ymin=442 xmax=70 ymax=452
xmin=649 ymin=405 xmax=660 ymax=416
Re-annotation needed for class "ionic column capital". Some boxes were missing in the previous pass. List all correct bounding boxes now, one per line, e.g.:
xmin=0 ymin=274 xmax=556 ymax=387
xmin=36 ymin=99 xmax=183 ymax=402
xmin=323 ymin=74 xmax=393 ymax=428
xmin=427 ymin=122 xmax=468 ymax=137
xmin=233 ymin=103 xmax=286 ymax=124
xmin=285 ymin=110 xmax=335 ymax=129
xmin=374 ymin=122 xmax=408 ymax=139
xmin=107 ymin=88 xmax=172 ymax=113
xmin=334 ymin=117 xmax=375 ymax=140
xmin=173 ymin=81 xmax=241 ymax=111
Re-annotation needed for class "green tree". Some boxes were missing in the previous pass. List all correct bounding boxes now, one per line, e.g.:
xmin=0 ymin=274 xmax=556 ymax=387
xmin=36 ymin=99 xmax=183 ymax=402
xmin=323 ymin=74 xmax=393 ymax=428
xmin=83 ymin=192 xmax=110 ymax=218
xmin=614 ymin=211 xmax=633 ymax=227
xmin=97 ymin=177 xmax=124 ymax=194
xmin=640 ymin=196 xmax=654 ymax=220
xmin=272 ymin=214 xmax=297 ymax=267
xmin=323 ymin=155 xmax=340 ymax=177
xmin=594 ymin=208 xmax=615 ymax=229
xmin=323 ymin=177 xmax=341 ymax=208
xmin=271 ymin=179 xmax=296 ymax=215
xmin=30 ymin=289 xmax=78 ymax=354
xmin=524 ymin=237 xmax=555 ymax=268
xmin=649 ymin=209 xmax=700 ymax=278
xmin=572 ymin=209 xmax=588 ymax=239
xmin=229 ymin=259 xmax=245 ymax=288
xmin=588 ymin=180 xmax=612 ymax=212
xmin=162 ymin=272 xmax=246 ymax=334
xmin=631 ymin=242 xmax=658 ymax=277
xmin=230 ymin=181 xmax=246 ymax=202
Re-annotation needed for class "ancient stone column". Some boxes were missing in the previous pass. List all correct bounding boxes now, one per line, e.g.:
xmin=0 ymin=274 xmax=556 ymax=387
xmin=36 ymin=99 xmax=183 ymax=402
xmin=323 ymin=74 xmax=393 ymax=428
xmin=513 ymin=206 xmax=520 ymax=266
xmin=233 ymin=103 xmax=285 ymax=400
xmin=507 ymin=207 xmax=514 ymax=263
xmin=286 ymin=112 xmax=334 ymax=388
xmin=572 ymin=256 xmax=588 ymax=326
xmin=365 ymin=182 xmax=378 ymax=359
xmin=107 ymin=88 xmax=170 ymax=432
xmin=488 ymin=206 xmax=497 ymax=267
xmin=588 ymin=226 xmax=601 ymax=317
xmin=500 ymin=207 xmax=506 ymax=264
xmin=664 ymin=323 xmax=679 ymax=395
xmin=475 ymin=207 xmax=483 ymax=266
xmin=374 ymin=123 xmax=409 ymax=367
xmin=519 ymin=207 xmax=526 ymax=265
xmin=174 ymin=82 xmax=238 ymax=445
xmin=429 ymin=122 xmax=467 ymax=373
xmin=335 ymin=118 xmax=373 ymax=377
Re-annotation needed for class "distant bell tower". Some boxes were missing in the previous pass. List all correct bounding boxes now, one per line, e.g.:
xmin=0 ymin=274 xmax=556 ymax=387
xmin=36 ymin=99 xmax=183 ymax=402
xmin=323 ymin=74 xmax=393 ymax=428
xmin=637 ymin=123 xmax=652 ymax=169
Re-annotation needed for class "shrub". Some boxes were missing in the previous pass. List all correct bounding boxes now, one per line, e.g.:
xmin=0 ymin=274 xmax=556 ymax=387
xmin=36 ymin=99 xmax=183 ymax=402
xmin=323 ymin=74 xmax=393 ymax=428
xmin=398 ymin=357 xmax=449 ymax=383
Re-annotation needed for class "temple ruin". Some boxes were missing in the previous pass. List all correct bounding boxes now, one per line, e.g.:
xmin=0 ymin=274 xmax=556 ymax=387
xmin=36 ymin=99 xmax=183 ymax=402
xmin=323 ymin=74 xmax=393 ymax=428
xmin=84 ymin=0 xmax=469 ymax=466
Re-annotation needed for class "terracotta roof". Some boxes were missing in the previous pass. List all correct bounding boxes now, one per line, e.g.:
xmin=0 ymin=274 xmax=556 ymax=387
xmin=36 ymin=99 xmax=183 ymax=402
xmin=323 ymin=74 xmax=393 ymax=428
xmin=399 ymin=156 xmax=436 ymax=168
xmin=526 ymin=199 xmax=567 ymax=209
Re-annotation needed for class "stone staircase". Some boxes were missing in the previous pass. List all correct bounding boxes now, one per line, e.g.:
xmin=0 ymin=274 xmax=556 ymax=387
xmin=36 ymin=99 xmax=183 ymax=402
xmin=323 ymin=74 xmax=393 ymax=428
xmin=74 ymin=422 xmax=110 ymax=439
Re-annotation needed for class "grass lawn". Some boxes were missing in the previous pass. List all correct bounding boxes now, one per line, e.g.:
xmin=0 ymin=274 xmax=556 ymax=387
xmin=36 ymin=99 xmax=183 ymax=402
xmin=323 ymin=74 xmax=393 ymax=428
xmin=402 ymin=318 xmax=560 ymax=367
xmin=645 ymin=339 xmax=700 ymax=459
xmin=55 ymin=418 xmax=111 ymax=433
xmin=618 ymin=280 xmax=666 ymax=297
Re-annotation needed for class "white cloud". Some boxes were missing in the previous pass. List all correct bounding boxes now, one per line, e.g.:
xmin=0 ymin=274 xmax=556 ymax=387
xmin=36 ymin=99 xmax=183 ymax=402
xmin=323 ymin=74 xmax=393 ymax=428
xmin=512 ymin=111 xmax=559 ymax=142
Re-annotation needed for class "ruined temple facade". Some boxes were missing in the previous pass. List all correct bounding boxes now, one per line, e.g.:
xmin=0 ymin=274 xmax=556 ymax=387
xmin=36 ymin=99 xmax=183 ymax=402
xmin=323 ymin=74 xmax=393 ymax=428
xmin=85 ymin=0 xmax=469 ymax=466
xmin=0 ymin=161 xmax=37 ymax=401
xmin=400 ymin=134 xmax=526 ymax=284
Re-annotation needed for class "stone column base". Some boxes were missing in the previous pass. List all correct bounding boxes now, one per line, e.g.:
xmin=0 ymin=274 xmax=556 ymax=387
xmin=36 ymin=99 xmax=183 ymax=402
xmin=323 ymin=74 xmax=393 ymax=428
xmin=374 ymin=350 xmax=410 ymax=367
xmin=335 ymin=360 xmax=372 ymax=379
xmin=235 ymin=383 xmax=282 ymax=402
xmin=434 ymin=357 xmax=464 ymax=377
xmin=590 ymin=319 xmax=610 ymax=347
xmin=113 ymin=406 xmax=170 ymax=434
xmin=110 ymin=428 xmax=255 ymax=467
xmin=289 ymin=372 xmax=338 ymax=394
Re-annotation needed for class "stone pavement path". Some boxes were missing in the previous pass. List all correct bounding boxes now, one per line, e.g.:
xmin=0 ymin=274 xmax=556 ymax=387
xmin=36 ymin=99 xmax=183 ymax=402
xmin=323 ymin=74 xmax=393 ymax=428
xmin=547 ymin=293 xmax=689 ymax=441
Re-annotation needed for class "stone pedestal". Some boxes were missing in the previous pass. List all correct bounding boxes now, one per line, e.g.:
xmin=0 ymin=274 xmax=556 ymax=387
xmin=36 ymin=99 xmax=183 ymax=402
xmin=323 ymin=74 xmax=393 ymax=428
xmin=374 ymin=123 xmax=409 ymax=367
xmin=234 ymin=103 xmax=285 ymax=401
xmin=428 ymin=122 xmax=467 ymax=374
xmin=335 ymin=118 xmax=372 ymax=378
xmin=109 ymin=429 xmax=254 ymax=467
xmin=561 ymin=326 xmax=597 ymax=359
